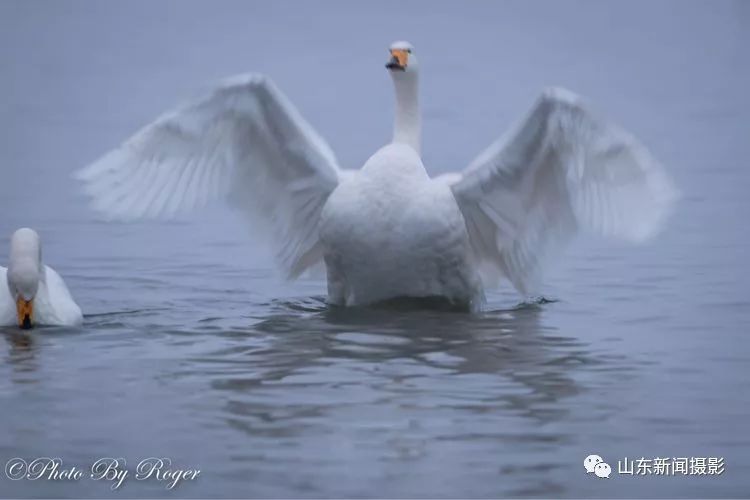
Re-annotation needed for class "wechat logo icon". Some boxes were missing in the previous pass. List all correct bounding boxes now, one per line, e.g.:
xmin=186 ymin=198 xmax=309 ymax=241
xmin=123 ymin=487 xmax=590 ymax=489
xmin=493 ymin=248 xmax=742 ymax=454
xmin=584 ymin=454 xmax=611 ymax=478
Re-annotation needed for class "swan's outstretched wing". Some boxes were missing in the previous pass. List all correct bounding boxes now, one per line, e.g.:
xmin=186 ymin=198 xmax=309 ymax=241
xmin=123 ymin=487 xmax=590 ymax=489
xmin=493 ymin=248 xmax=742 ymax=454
xmin=75 ymin=74 xmax=342 ymax=278
xmin=446 ymin=88 xmax=677 ymax=295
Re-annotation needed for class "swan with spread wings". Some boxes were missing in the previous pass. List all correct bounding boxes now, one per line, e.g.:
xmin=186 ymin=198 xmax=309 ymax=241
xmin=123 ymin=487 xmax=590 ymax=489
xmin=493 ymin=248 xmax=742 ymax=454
xmin=76 ymin=41 xmax=677 ymax=309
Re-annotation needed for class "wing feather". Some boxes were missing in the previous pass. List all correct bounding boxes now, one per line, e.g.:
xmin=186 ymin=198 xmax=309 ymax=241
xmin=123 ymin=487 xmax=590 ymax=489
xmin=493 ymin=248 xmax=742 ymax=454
xmin=76 ymin=74 xmax=342 ymax=277
xmin=448 ymin=87 xmax=678 ymax=295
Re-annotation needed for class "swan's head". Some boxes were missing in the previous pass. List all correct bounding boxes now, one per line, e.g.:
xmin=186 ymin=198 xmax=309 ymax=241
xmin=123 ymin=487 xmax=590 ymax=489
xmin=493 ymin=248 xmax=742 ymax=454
xmin=386 ymin=41 xmax=418 ymax=74
xmin=6 ymin=228 xmax=42 ymax=329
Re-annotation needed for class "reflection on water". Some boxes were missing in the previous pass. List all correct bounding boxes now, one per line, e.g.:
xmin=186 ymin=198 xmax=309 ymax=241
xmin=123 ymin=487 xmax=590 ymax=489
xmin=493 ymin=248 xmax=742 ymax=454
xmin=4 ymin=332 xmax=37 ymax=380
xmin=216 ymin=299 xmax=585 ymax=421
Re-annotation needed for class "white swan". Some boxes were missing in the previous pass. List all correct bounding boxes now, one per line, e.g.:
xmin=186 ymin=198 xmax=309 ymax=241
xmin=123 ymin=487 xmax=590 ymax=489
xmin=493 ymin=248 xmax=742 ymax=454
xmin=76 ymin=41 xmax=676 ymax=309
xmin=0 ymin=228 xmax=83 ymax=328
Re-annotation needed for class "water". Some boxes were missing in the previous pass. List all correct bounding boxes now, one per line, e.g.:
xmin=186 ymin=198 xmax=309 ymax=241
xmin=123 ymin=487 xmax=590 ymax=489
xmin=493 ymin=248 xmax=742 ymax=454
xmin=1 ymin=0 xmax=749 ymax=497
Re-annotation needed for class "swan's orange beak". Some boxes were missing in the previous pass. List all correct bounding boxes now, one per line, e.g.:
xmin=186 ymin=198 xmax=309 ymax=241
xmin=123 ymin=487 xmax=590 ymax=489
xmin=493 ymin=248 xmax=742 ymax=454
xmin=16 ymin=298 xmax=33 ymax=330
xmin=386 ymin=49 xmax=409 ymax=71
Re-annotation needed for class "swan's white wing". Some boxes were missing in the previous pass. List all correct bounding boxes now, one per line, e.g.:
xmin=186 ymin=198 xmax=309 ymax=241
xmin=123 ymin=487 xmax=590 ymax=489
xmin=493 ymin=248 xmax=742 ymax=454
xmin=447 ymin=88 xmax=678 ymax=295
xmin=36 ymin=265 xmax=83 ymax=326
xmin=0 ymin=267 xmax=17 ymax=326
xmin=75 ymin=74 xmax=342 ymax=278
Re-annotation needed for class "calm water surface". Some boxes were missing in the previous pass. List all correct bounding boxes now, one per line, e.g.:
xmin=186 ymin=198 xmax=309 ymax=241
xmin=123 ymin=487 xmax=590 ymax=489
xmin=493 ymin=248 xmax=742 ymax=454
xmin=0 ymin=0 xmax=748 ymax=497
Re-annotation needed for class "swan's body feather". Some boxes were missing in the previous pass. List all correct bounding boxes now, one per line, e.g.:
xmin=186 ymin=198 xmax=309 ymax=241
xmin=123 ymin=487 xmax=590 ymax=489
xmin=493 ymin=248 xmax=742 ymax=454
xmin=0 ymin=267 xmax=13 ymax=326
xmin=320 ymin=144 xmax=481 ymax=307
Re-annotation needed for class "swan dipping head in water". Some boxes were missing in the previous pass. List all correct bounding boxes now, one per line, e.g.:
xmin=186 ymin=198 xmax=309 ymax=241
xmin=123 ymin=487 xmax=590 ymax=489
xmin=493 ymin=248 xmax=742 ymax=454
xmin=1 ymin=228 xmax=83 ymax=329
xmin=7 ymin=228 xmax=42 ymax=329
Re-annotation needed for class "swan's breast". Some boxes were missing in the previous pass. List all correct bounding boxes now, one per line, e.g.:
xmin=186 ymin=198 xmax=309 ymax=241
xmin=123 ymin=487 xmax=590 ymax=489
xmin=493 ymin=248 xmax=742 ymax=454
xmin=319 ymin=171 xmax=478 ymax=305
xmin=320 ymin=167 xmax=469 ymax=265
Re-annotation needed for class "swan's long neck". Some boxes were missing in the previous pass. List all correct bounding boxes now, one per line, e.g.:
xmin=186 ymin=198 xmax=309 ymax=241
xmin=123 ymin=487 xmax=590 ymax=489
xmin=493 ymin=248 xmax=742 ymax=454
xmin=391 ymin=72 xmax=421 ymax=154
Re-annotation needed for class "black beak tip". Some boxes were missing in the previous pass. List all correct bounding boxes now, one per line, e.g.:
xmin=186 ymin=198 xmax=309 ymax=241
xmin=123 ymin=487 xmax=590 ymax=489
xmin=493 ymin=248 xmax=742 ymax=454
xmin=385 ymin=62 xmax=405 ymax=71
xmin=21 ymin=316 xmax=32 ymax=330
